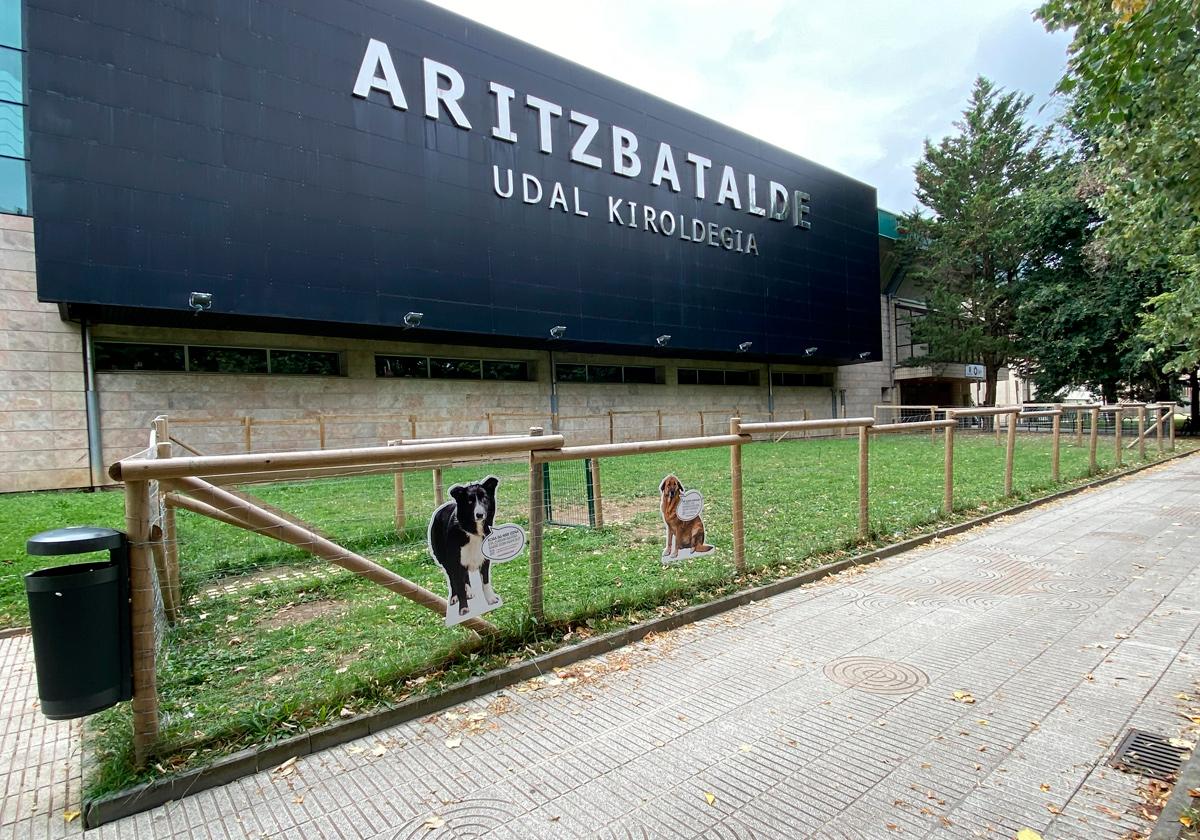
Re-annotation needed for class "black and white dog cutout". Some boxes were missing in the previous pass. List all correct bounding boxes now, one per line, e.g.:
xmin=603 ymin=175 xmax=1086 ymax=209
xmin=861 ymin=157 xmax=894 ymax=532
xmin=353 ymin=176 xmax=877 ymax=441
xmin=427 ymin=475 xmax=526 ymax=627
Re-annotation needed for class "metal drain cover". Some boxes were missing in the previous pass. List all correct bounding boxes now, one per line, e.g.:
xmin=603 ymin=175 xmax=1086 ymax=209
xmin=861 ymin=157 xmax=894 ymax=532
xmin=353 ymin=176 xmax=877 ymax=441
xmin=822 ymin=657 xmax=929 ymax=695
xmin=1109 ymin=729 xmax=1187 ymax=779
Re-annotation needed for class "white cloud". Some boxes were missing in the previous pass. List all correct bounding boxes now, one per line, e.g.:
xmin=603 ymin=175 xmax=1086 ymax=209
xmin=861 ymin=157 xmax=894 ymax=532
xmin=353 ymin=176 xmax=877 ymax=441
xmin=426 ymin=0 xmax=1071 ymax=211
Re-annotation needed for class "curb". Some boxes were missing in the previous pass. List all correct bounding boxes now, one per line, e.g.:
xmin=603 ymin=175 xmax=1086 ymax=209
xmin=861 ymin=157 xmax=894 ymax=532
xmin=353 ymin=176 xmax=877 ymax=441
xmin=1150 ymin=743 xmax=1200 ymax=840
xmin=83 ymin=446 xmax=1198 ymax=829
xmin=0 ymin=626 xmax=29 ymax=640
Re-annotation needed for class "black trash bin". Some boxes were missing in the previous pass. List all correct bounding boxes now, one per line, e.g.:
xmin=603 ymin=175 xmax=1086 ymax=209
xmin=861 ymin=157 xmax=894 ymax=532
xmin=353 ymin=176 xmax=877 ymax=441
xmin=24 ymin=526 xmax=133 ymax=720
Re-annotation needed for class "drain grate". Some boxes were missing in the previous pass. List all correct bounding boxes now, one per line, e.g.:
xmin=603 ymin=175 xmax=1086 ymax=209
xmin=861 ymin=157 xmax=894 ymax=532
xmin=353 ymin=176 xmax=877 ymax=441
xmin=1109 ymin=729 xmax=1187 ymax=779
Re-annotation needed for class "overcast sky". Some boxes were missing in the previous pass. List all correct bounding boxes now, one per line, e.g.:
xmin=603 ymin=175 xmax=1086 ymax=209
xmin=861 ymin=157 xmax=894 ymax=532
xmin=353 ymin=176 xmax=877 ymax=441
xmin=426 ymin=0 xmax=1073 ymax=213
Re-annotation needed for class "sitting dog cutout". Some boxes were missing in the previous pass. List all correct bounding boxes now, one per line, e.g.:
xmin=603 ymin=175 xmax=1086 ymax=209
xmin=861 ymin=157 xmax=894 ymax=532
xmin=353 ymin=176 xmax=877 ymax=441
xmin=659 ymin=474 xmax=714 ymax=564
xmin=427 ymin=475 xmax=526 ymax=627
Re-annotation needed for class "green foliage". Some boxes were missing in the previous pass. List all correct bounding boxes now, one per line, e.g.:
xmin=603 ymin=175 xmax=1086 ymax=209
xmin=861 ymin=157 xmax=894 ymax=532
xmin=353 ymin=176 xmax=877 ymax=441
xmin=1037 ymin=0 xmax=1200 ymax=372
xmin=902 ymin=77 xmax=1054 ymax=403
xmin=1012 ymin=160 xmax=1172 ymax=401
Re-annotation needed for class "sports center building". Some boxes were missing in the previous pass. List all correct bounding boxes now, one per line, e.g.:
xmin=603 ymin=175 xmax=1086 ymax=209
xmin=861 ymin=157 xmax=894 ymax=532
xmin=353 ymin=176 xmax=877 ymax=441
xmin=0 ymin=0 xmax=986 ymax=492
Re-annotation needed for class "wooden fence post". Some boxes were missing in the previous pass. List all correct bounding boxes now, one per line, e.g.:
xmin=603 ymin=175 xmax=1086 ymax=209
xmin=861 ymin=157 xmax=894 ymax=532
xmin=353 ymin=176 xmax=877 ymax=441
xmin=699 ymin=412 xmax=705 ymax=437
xmin=487 ymin=412 xmax=494 ymax=436
xmin=394 ymin=469 xmax=406 ymax=534
xmin=1051 ymin=405 xmax=1061 ymax=483
xmin=409 ymin=416 xmax=417 ymax=439
xmin=1075 ymin=408 xmax=1083 ymax=446
xmin=1169 ymin=406 xmax=1176 ymax=451
xmin=657 ymin=410 xmax=663 ymax=441
xmin=590 ymin=458 xmax=604 ymax=527
xmin=433 ymin=467 xmax=444 ymax=506
xmin=729 ymin=417 xmax=746 ymax=574
xmin=1156 ymin=404 xmax=1165 ymax=453
xmin=152 ymin=417 xmax=180 ymax=621
xmin=528 ymin=427 xmax=545 ymax=621
xmin=1004 ymin=410 xmax=1018 ymax=496
xmin=318 ymin=416 xmax=326 ymax=450
xmin=943 ymin=419 xmax=954 ymax=516
xmin=125 ymin=479 xmax=159 ymax=766
xmin=242 ymin=416 xmax=252 ymax=452
xmin=1137 ymin=405 xmax=1146 ymax=460
xmin=994 ymin=411 xmax=1002 ymax=445
xmin=1089 ymin=407 xmax=1100 ymax=474
xmin=858 ymin=424 xmax=870 ymax=540
xmin=608 ymin=410 xmax=615 ymax=444
xmin=930 ymin=406 xmax=937 ymax=444
xmin=1114 ymin=406 xmax=1124 ymax=468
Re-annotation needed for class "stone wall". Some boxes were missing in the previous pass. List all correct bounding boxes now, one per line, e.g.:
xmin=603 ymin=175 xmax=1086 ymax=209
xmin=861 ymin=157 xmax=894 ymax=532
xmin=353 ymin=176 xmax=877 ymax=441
xmin=0 ymin=214 xmax=89 ymax=491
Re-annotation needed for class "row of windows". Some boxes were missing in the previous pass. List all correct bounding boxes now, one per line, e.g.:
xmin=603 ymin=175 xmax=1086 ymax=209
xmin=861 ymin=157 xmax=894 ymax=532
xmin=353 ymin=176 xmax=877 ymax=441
xmin=0 ymin=1 xmax=25 ymax=215
xmin=554 ymin=363 xmax=661 ymax=384
xmin=95 ymin=342 xmax=342 ymax=376
xmin=95 ymin=342 xmax=836 ymax=387
xmin=376 ymin=355 xmax=533 ymax=382
xmin=677 ymin=368 xmax=760 ymax=387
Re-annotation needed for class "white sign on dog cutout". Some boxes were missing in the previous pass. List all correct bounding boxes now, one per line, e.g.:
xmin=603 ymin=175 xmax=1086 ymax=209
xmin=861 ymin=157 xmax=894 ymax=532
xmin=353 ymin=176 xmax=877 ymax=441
xmin=426 ymin=475 xmax=526 ymax=628
xmin=658 ymin=474 xmax=716 ymax=565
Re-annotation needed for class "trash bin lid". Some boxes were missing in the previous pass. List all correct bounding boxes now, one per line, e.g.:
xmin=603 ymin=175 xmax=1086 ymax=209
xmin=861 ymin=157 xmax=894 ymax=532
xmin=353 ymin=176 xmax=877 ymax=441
xmin=27 ymin=526 xmax=126 ymax=556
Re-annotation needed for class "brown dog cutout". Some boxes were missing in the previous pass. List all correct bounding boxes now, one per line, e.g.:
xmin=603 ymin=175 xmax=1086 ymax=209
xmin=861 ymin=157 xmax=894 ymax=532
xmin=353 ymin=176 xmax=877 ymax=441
xmin=659 ymin=474 xmax=715 ymax=563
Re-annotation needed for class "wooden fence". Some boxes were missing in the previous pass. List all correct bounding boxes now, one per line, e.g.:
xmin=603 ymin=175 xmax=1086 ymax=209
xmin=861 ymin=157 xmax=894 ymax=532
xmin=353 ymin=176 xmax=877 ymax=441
xmin=110 ymin=403 xmax=1176 ymax=764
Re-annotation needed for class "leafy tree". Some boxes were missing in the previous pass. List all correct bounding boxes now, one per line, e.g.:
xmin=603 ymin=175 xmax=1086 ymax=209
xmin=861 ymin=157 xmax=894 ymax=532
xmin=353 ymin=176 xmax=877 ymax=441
xmin=1037 ymin=0 xmax=1200 ymax=379
xmin=902 ymin=77 xmax=1052 ymax=405
xmin=1012 ymin=159 xmax=1173 ymax=403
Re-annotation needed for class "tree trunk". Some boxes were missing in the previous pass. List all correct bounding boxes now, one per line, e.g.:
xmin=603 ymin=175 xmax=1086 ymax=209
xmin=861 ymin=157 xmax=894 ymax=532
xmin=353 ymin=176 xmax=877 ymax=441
xmin=1102 ymin=380 xmax=1118 ymax=405
xmin=983 ymin=371 xmax=997 ymax=407
xmin=1190 ymin=367 xmax=1198 ymax=429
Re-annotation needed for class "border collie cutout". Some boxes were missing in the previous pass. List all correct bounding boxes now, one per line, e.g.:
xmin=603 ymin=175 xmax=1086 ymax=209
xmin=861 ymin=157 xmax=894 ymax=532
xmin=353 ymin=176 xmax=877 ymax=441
xmin=427 ymin=475 xmax=525 ymax=627
xmin=659 ymin=474 xmax=715 ymax=565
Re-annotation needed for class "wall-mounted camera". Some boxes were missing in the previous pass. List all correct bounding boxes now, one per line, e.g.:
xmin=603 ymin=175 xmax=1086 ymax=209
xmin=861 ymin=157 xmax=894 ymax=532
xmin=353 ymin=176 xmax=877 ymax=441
xmin=188 ymin=291 xmax=212 ymax=312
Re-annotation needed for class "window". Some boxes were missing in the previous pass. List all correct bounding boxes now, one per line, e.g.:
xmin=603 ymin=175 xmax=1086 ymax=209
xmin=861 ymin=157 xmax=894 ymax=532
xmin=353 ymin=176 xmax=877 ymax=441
xmin=678 ymin=368 xmax=760 ymax=386
xmin=95 ymin=342 xmax=344 ymax=375
xmin=375 ymin=354 xmax=535 ymax=382
xmin=188 ymin=346 xmax=268 ymax=374
xmin=0 ymin=1 xmax=26 ymax=216
xmin=554 ymin=364 xmax=663 ymax=384
xmin=771 ymin=372 xmax=833 ymax=387
xmin=95 ymin=342 xmax=185 ymax=372
xmin=895 ymin=305 xmax=928 ymax=362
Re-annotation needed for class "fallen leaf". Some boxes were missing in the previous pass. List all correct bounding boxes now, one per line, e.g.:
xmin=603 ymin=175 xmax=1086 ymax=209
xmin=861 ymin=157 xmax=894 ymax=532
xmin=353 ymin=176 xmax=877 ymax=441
xmin=1040 ymin=783 xmax=1051 ymax=792
xmin=1046 ymin=804 xmax=1061 ymax=815
xmin=1015 ymin=830 xmax=1043 ymax=840
xmin=739 ymin=743 xmax=753 ymax=753
xmin=272 ymin=756 xmax=298 ymax=777
xmin=63 ymin=810 xmax=81 ymax=823
xmin=977 ymin=719 xmax=989 ymax=726
xmin=423 ymin=815 xmax=445 ymax=830
xmin=704 ymin=792 xmax=716 ymax=806
xmin=292 ymin=795 xmax=304 ymax=805
xmin=886 ymin=824 xmax=899 ymax=832
xmin=445 ymin=736 xmax=462 ymax=749
xmin=371 ymin=744 xmax=387 ymax=757
xmin=1182 ymin=814 xmax=1194 ymax=829
xmin=952 ymin=691 xmax=976 ymax=704
xmin=345 ymin=746 xmax=364 ymax=755
xmin=339 ymin=707 xmax=354 ymax=719
xmin=1188 ymin=788 xmax=1200 ymax=797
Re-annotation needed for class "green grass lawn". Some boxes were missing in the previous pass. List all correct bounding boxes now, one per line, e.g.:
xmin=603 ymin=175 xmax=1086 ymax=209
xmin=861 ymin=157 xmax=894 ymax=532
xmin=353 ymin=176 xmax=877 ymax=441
xmin=0 ymin=431 xmax=1184 ymax=796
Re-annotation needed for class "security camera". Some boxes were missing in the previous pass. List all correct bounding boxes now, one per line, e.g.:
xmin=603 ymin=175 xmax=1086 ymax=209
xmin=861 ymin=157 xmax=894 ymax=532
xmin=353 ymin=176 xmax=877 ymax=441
xmin=549 ymin=325 xmax=567 ymax=339
xmin=402 ymin=311 xmax=424 ymax=329
xmin=738 ymin=341 xmax=753 ymax=353
xmin=804 ymin=346 xmax=818 ymax=356
xmin=656 ymin=334 xmax=671 ymax=347
xmin=858 ymin=351 xmax=871 ymax=359
xmin=188 ymin=291 xmax=212 ymax=312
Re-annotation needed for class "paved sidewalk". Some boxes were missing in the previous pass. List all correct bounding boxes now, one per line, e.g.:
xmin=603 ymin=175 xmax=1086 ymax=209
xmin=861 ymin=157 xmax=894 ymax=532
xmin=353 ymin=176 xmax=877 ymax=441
xmin=14 ymin=455 xmax=1200 ymax=839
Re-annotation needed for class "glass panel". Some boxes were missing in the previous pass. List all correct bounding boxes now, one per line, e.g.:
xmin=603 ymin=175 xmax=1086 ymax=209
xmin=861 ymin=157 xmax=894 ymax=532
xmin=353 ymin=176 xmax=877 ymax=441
xmin=770 ymin=372 xmax=783 ymax=387
xmin=696 ymin=369 xmax=724 ymax=386
xmin=725 ymin=370 xmax=756 ymax=386
xmin=269 ymin=349 xmax=340 ymax=376
xmin=376 ymin=355 xmax=428 ymax=378
xmin=588 ymin=365 xmax=621 ymax=383
xmin=94 ymin=342 xmax=185 ymax=372
xmin=0 ymin=102 xmax=23 ymax=157
xmin=188 ymin=346 xmax=268 ymax=373
xmin=0 ymin=1 xmax=20 ymax=50
xmin=429 ymin=357 xmax=481 ymax=380
xmin=677 ymin=368 xmax=698 ymax=385
xmin=621 ymin=366 xmax=657 ymax=384
xmin=554 ymin=363 xmax=586 ymax=383
xmin=0 ymin=154 xmax=25 ymax=214
xmin=483 ymin=360 xmax=530 ymax=381
xmin=0 ymin=47 xmax=22 ymax=104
